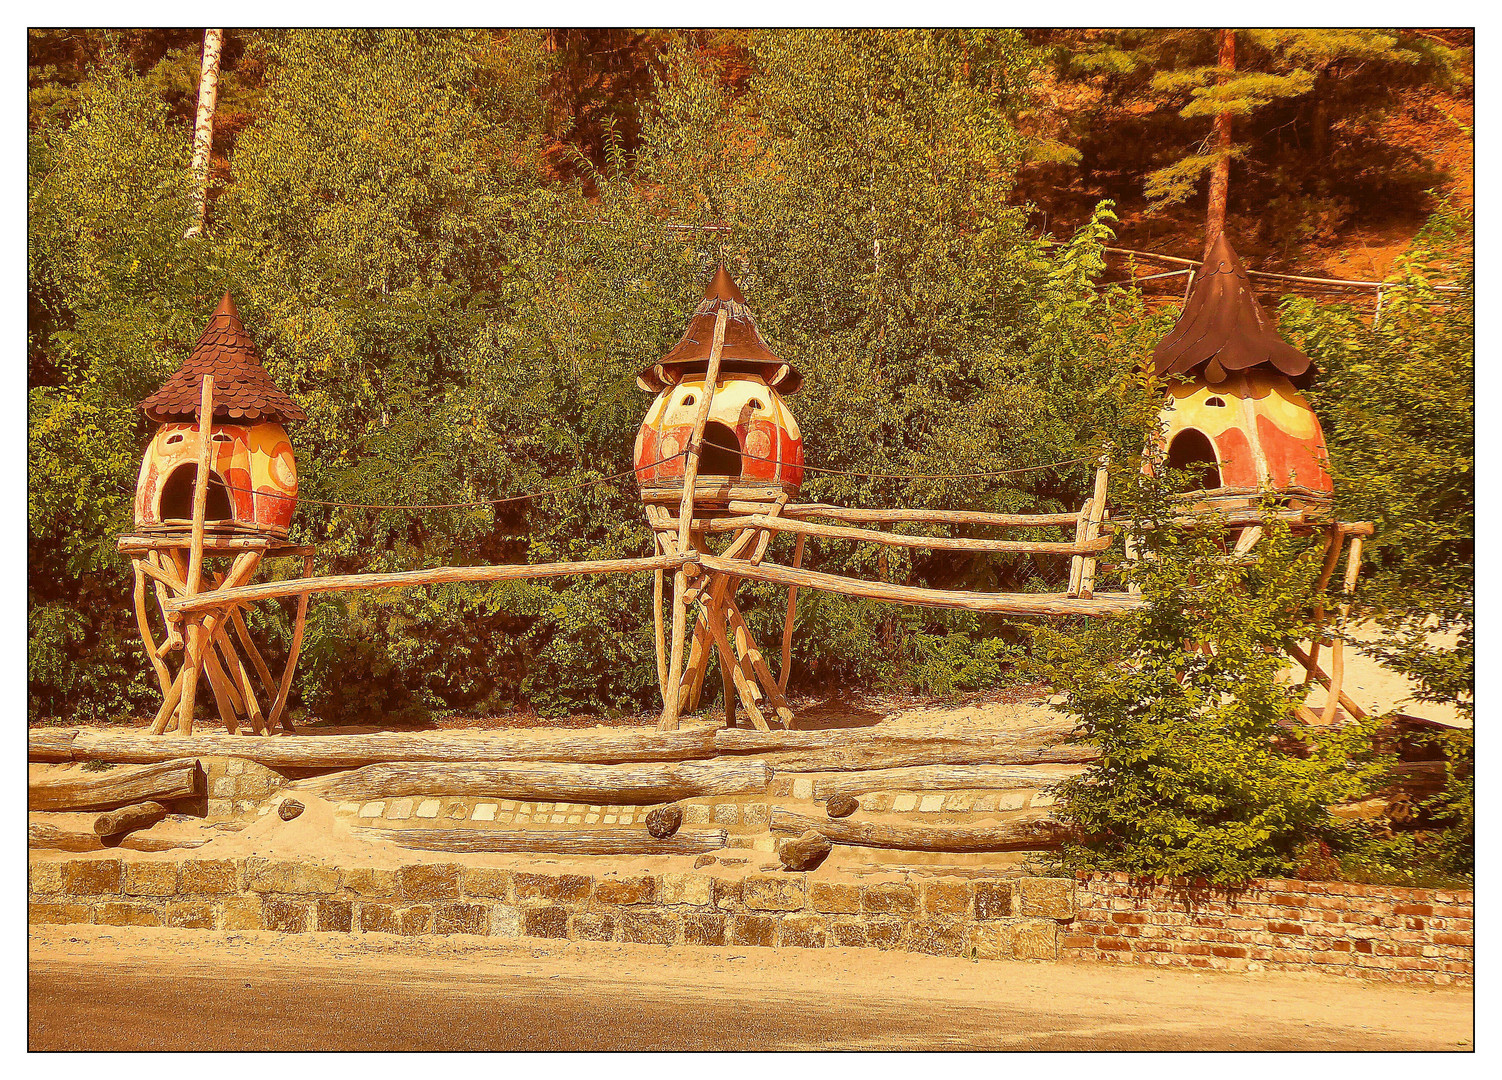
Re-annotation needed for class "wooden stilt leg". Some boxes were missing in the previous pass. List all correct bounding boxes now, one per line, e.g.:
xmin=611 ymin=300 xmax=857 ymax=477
xmin=201 ymin=640 xmax=242 ymax=733
xmin=652 ymin=561 xmax=667 ymax=700
xmin=147 ymin=552 xmax=184 ymax=654
xmin=216 ymin=627 xmax=265 ymax=734
xmin=1304 ymin=526 xmax=1343 ymax=686
xmin=779 ymin=534 xmax=805 ymax=694
xmin=149 ymin=665 xmax=189 ymax=734
xmin=178 ymin=375 xmax=216 ymax=736
xmin=267 ymin=553 xmax=314 ymax=733
xmin=230 ymin=608 xmax=277 ymax=700
xmin=704 ymin=599 xmax=768 ymax=731
xmin=724 ymin=598 xmax=795 ymax=726
xmin=660 ymin=568 xmax=690 ymax=730
xmin=132 ymin=560 xmax=173 ymax=697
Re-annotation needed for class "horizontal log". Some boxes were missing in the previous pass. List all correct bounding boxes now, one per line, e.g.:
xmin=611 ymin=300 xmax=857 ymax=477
xmin=29 ymin=759 xmax=204 ymax=812
xmin=698 ymin=555 xmax=1144 ymax=616
xmin=291 ymin=759 xmax=772 ymax=804
xmin=724 ymin=502 xmax=1082 ymax=527
xmin=33 ymin=724 xmax=719 ymax=768
xmin=713 ymin=726 xmax=1093 ymax=772
xmin=29 ymin=729 xmax=77 ymax=762
xmin=28 ymin=819 xmax=210 ymax=852
xmin=93 ymin=801 xmax=171 ymax=836
xmin=690 ymin=514 xmax=1110 ymax=555
xmin=771 ymin=809 xmax=1072 ymax=852
xmin=810 ymin=764 xmax=1083 ymax=798
xmin=166 ymin=553 xmax=694 ymax=615
xmin=354 ymin=826 xmax=727 ymax=856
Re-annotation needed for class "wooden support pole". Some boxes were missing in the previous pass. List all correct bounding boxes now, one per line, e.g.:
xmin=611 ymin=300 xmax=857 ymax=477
xmin=723 ymin=503 xmax=1081 ymax=528
xmin=1077 ymin=464 xmax=1111 ymax=599
xmin=723 ymin=597 xmax=795 ymax=726
xmin=267 ymin=552 xmax=315 ymax=733
xmin=132 ymin=561 xmax=173 ymax=697
xmin=702 ymin=595 xmax=770 ymax=731
xmin=681 ymin=513 xmax=1109 ymax=555
xmin=660 ymin=307 xmax=728 ymax=731
xmin=215 ymin=626 xmax=265 ymax=734
xmin=778 ymin=533 xmax=806 ymax=694
xmin=177 ymin=374 xmax=216 ymax=736
xmin=230 ymin=607 xmax=278 ymax=699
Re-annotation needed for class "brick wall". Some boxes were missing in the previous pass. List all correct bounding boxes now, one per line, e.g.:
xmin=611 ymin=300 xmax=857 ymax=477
xmin=1063 ymin=872 xmax=1473 ymax=985
xmin=28 ymin=854 xmax=1076 ymax=961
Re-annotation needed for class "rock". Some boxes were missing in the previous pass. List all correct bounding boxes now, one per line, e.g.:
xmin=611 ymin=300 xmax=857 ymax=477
xmin=278 ymin=798 xmax=305 ymax=822
xmin=646 ymin=804 xmax=683 ymax=839
xmin=694 ymin=854 xmax=717 ymax=869
xmin=825 ymin=794 xmax=859 ymax=819
xmin=777 ymin=829 xmax=832 ymax=872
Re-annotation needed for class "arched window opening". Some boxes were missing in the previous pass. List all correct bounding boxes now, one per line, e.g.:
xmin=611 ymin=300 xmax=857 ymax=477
xmin=699 ymin=421 xmax=743 ymax=477
xmin=1167 ymin=429 xmax=1222 ymax=491
xmin=158 ymin=465 xmax=233 ymax=522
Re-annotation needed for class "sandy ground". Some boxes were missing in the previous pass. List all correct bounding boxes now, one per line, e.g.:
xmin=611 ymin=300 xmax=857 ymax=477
xmin=28 ymin=925 xmax=1473 ymax=1051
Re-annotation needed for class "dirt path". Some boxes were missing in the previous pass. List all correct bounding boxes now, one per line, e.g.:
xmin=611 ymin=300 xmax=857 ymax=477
xmin=29 ymin=926 xmax=1472 ymax=1051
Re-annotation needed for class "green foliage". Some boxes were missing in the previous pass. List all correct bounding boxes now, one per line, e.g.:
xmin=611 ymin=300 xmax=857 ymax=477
xmin=1037 ymin=478 xmax=1387 ymax=885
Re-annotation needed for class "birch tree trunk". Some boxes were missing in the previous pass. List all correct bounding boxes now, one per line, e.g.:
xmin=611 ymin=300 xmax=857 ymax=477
xmin=184 ymin=29 xmax=224 ymax=239
xmin=1203 ymin=28 xmax=1236 ymax=255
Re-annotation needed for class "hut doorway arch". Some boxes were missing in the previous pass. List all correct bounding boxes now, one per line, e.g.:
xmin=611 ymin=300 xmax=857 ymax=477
xmin=158 ymin=464 xmax=233 ymax=522
xmin=1166 ymin=429 xmax=1222 ymax=490
xmin=699 ymin=421 xmax=743 ymax=478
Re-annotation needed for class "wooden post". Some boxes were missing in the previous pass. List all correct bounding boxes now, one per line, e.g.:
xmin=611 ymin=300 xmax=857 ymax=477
xmin=778 ymin=533 xmax=806 ymax=693
xmin=177 ymin=375 xmax=215 ymax=736
xmin=267 ymin=553 xmax=316 ymax=732
xmin=660 ymin=308 xmax=728 ymax=731
xmin=132 ymin=561 xmax=173 ymax=697
xmin=1077 ymin=464 xmax=1110 ymax=600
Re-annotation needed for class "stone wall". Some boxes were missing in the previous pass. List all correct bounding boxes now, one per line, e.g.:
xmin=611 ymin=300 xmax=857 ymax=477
xmin=27 ymin=854 xmax=1076 ymax=960
xmin=1063 ymin=872 xmax=1474 ymax=985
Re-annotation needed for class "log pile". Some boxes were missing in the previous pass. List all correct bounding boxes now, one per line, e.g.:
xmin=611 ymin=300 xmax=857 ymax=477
xmin=28 ymin=759 xmax=204 ymax=812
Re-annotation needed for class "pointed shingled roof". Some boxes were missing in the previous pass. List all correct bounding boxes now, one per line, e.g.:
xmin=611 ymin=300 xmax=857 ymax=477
xmin=1151 ymin=234 xmax=1315 ymax=389
xmin=638 ymin=266 xmax=802 ymax=394
xmin=141 ymin=293 xmax=306 ymax=424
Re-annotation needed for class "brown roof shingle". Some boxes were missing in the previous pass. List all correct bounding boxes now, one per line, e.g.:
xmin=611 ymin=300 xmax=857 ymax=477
xmin=638 ymin=266 xmax=803 ymax=394
xmin=141 ymin=292 xmax=306 ymax=424
xmin=1151 ymin=234 xmax=1315 ymax=389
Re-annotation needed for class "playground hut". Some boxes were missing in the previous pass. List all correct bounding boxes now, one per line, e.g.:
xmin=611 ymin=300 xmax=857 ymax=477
xmin=635 ymin=266 xmax=804 ymax=507
xmin=1150 ymin=234 xmax=1334 ymax=505
xmin=135 ymin=293 xmax=304 ymax=536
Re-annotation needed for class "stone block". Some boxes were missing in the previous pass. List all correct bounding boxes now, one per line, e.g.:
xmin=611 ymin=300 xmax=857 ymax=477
xmin=316 ymin=898 xmax=354 ymax=933
xmin=995 ymin=791 xmax=1029 ymax=812
xmin=341 ymin=866 xmax=399 ymax=897
xmin=387 ymin=798 xmax=414 ymax=821
xmin=521 ymin=904 xmax=568 ymax=939
xmin=569 ymin=913 xmax=616 ymax=941
xmin=435 ymin=903 xmax=489 ymax=935
xmin=810 ymin=881 xmax=861 ymax=914
xmin=779 ymin=913 xmax=828 ymax=948
xmin=682 ymin=803 xmax=712 ymax=825
xmin=123 ymin=860 xmax=179 ymax=897
xmin=513 ymin=872 xmax=592 ymax=905
xmin=415 ymin=799 xmax=440 ymax=818
xmin=61 ymin=858 xmax=123 ymax=896
xmin=239 ymin=773 xmax=273 ymax=798
xmin=207 ymin=799 xmax=236 ymax=818
xmin=830 ymin=917 xmax=871 ymax=948
xmin=29 ymin=861 xmax=64 ymax=895
xmin=281 ymin=862 xmax=339 ymax=896
xmin=95 ymin=901 xmax=163 ymax=927
xmin=218 ymin=896 xmax=263 ymax=931
xmin=712 ymin=877 xmax=744 ymax=909
xmin=922 ymin=878 xmax=973 ymax=916
xmin=619 ymin=911 xmax=681 ymax=945
xmin=791 ymin=777 xmax=815 ymax=800
xmin=864 ymin=918 xmax=908 ymax=951
xmin=1018 ymin=877 xmax=1076 ymax=919
xmin=396 ymin=863 xmax=462 ymax=902
xmin=242 ymin=856 xmax=289 ymax=893
xmin=970 ymin=920 xmax=1021 ymax=960
xmin=29 ymin=902 xmax=92 ymax=926
xmin=910 ymin=919 xmax=967 ymax=957
xmin=659 ymin=872 xmax=713 ymax=907
xmin=489 ymin=905 xmax=523 ymax=938
xmin=168 ymin=901 xmax=216 ymax=929
xmin=891 ymin=794 xmax=919 ymax=813
xmin=472 ymin=803 xmax=497 ymax=822
xmin=210 ymin=776 xmax=236 ymax=798
xmin=180 ymin=858 xmax=238 ymax=896
xmin=683 ymin=913 xmax=727 ymax=947
xmin=262 ymin=897 xmax=310 ymax=933
xmin=974 ymin=881 xmax=1014 ymax=920
xmin=861 ymin=882 xmax=917 ymax=915
xmin=1014 ymin=919 xmax=1059 ymax=960
xmin=460 ymin=867 xmax=512 ymax=900
xmin=595 ymin=874 xmax=656 ymax=906
xmin=918 ymin=794 xmax=945 ymax=813
xmin=226 ymin=759 xmax=245 ymax=776
xmin=743 ymin=874 xmax=807 ymax=912
xmin=728 ymin=914 xmax=778 ymax=948
xmin=358 ymin=903 xmax=398 ymax=934
xmin=358 ymin=802 xmax=385 ymax=819
xmin=712 ymin=803 xmax=741 ymax=826
xmin=742 ymin=803 xmax=770 ymax=829
xmin=398 ymin=906 xmax=433 ymax=935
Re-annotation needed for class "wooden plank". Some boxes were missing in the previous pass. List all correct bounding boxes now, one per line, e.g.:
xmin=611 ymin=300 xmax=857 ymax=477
xmin=28 ymin=759 xmax=204 ymax=812
xmin=32 ymin=722 xmax=721 ymax=768
xmin=698 ymin=554 xmax=1144 ymax=616
xmin=726 ymin=503 xmax=1082 ymax=528
xmin=168 ymin=553 xmax=691 ymax=615
xmin=291 ymin=758 xmax=772 ymax=804
xmin=354 ymin=826 xmax=728 ymax=856
xmin=771 ymin=809 xmax=1072 ymax=852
